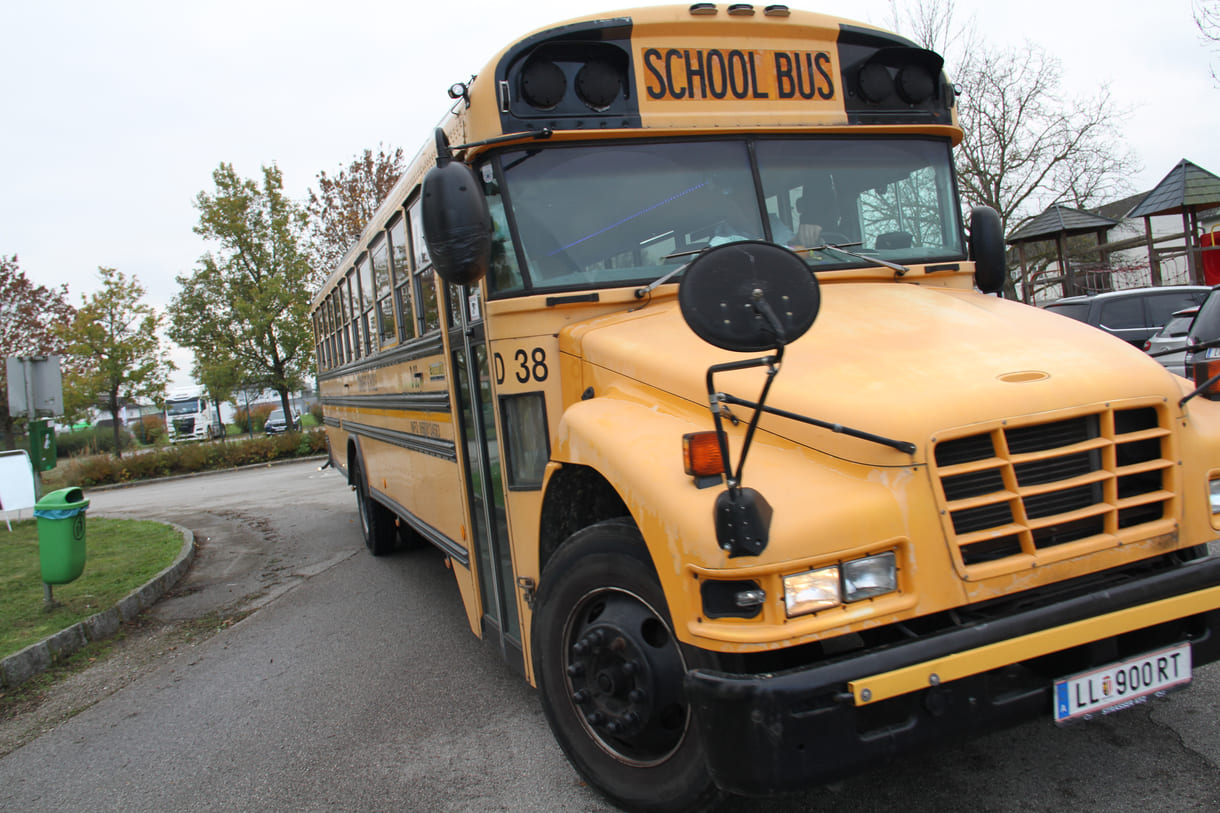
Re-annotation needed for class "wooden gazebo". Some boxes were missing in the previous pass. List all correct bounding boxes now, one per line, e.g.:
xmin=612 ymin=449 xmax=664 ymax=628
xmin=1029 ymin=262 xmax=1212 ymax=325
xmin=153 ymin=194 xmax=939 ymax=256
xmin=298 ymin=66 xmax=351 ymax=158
xmin=1128 ymin=159 xmax=1220 ymax=285
xmin=1006 ymin=204 xmax=1121 ymax=302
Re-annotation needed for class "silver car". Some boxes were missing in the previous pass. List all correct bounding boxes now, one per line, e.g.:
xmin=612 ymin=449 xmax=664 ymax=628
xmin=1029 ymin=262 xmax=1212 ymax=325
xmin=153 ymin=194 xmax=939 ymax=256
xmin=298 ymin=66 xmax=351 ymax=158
xmin=1145 ymin=306 xmax=1199 ymax=377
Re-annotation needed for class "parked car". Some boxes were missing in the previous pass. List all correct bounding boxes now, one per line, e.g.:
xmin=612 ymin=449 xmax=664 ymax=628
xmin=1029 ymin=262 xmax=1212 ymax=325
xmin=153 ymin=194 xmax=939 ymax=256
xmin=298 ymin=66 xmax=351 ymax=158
xmin=1043 ymin=285 xmax=1210 ymax=347
xmin=264 ymin=408 xmax=297 ymax=434
xmin=1144 ymin=305 xmax=1199 ymax=377
xmin=1186 ymin=287 xmax=1220 ymax=396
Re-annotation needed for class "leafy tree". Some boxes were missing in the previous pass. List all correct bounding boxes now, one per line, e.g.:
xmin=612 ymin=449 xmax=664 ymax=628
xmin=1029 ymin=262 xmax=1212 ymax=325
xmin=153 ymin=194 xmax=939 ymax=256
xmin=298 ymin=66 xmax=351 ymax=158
xmin=170 ymin=163 xmax=314 ymax=430
xmin=58 ymin=267 xmax=173 ymax=458
xmin=305 ymin=145 xmax=404 ymax=281
xmin=0 ymin=255 xmax=77 ymax=449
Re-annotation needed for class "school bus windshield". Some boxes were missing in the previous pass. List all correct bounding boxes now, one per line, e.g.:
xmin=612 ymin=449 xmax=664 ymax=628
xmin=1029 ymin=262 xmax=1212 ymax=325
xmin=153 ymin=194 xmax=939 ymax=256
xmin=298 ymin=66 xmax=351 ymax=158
xmin=485 ymin=136 xmax=967 ymax=294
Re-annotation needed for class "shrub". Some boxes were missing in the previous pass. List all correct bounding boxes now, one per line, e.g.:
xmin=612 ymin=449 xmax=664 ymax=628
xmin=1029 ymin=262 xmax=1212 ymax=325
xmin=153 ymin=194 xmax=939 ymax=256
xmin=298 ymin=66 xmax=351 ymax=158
xmin=56 ymin=426 xmax=134 ymax=457
xmin=135 ymin=414 xmax=167 ymax=446
xmin=233 ymin=403 xmax=275 ymax=434
xmin=48 ymin=427 xmax=327 ymax=488
xmin=56 ymin=428 xmax=97 ymax=458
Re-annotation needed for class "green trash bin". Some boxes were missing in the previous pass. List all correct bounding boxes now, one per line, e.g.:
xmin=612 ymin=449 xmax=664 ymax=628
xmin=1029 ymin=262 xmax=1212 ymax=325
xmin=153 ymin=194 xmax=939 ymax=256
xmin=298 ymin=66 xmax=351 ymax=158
xmin=35 ymin=487 xmax=89 ymax=585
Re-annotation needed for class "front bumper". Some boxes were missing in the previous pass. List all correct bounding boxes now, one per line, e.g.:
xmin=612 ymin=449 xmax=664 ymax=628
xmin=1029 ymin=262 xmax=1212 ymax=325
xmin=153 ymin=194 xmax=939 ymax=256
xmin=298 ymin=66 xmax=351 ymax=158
xmin=685 ymin=556 xmax=1220 ymax=796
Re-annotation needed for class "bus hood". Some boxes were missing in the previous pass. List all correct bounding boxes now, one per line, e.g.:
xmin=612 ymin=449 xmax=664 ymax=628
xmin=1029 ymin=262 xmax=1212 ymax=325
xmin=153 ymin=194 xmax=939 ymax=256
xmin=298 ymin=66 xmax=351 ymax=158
xmin=566 ymin=283 xmax=1182 ymax=466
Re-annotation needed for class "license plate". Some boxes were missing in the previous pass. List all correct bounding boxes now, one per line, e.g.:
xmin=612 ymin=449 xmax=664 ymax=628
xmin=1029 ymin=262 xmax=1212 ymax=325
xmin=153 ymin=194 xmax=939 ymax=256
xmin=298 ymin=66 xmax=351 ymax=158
xmin=1053 ymin=642 xmax=1192 ymax=725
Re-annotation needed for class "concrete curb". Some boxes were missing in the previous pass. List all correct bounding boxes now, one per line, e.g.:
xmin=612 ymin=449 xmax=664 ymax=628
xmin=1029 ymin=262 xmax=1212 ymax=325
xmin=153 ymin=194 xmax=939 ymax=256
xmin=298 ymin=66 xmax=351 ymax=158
xmin=0 ymin=522 xmax=197 ymax=689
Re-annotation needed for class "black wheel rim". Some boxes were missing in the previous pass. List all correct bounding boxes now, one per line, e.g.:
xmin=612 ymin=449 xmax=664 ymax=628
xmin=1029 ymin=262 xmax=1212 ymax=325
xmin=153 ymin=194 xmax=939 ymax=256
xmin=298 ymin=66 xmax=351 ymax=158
xmin=562 ymin=586 xmax=690 ymax=767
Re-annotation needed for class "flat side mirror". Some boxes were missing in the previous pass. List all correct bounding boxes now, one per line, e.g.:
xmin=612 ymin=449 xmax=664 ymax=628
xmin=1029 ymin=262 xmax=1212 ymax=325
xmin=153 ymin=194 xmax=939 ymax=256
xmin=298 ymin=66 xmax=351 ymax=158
xmin=969 ymin=206 xmax=1006 ymax=294
xmin=421 ymin=129 xmax=492 ymax=286
xmin=678 ymin=241 xmax=820 ymax=352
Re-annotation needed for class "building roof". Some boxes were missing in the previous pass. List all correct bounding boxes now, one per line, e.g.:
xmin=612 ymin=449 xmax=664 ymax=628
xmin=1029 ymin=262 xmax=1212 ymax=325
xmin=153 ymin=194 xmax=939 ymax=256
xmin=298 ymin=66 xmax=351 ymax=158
xmin=1006 ymin=204 xmax=1121 ymax=244
xmin=1092 ymin=191 xmax=1148 ymax=222
xmin=1128 ymin=159 xmax=1220 ymax=218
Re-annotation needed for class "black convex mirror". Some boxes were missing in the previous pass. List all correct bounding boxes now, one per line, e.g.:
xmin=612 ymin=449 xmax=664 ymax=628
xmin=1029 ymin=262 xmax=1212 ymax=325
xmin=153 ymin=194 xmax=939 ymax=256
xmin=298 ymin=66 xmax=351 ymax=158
xmin=421 ymin=128 xmax=492 ymax=286
xmin=969 ymin=206 xmax=1006 ymax=294
xmin=678 ymin=241 xmax=820 ymax=352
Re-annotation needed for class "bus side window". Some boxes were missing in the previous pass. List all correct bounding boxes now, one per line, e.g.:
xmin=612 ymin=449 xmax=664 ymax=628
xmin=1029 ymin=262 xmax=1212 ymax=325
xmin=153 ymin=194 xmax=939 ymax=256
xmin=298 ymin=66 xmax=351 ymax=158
xmin=328 ymin=293 xmax=339 ymax=367
xmin=408 ymin=200 xmax=441 ymax=334
xmin=388 ymin=214 xmax=415 ymax=342
xmin=371 ymin=234 xmax=396 ymax=347
xmin=345 ymin=272 xmax=361 ymax=360
xmin=357 ymin=254 xmax=376 ymax=355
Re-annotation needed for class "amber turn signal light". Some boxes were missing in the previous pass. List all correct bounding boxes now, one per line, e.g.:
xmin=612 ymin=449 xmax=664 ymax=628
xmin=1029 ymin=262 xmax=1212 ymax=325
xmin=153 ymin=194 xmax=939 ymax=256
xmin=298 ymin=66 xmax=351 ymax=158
xmin=683 ymin=432 xmax=725 ymax=477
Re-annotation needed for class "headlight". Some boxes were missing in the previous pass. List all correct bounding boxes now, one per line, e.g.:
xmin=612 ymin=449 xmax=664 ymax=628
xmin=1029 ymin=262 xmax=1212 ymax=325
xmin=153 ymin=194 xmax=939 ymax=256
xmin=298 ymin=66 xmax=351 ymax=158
xmin=783 ymin=552 xmax=900 ymax=618
xmin=1210 ymin=477 xmax=1220 ymax=514
xmin=843 ymin=552 xmax=898 ymax=602
xmin=783 ymin=566 xmax=841 ymax=617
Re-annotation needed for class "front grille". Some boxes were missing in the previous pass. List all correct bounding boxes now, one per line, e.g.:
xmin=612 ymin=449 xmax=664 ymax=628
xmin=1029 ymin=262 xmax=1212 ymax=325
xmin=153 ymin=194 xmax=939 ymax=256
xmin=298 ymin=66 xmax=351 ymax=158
xmin=933 ymin=403 xmax=1175 ymax=575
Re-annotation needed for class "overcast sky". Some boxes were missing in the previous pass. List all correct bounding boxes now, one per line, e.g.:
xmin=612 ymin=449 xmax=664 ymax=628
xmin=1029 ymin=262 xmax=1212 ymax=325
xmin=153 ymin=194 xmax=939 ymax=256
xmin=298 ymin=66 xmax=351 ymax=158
xmin=2 ymin=0 xmax=1215 ymax=387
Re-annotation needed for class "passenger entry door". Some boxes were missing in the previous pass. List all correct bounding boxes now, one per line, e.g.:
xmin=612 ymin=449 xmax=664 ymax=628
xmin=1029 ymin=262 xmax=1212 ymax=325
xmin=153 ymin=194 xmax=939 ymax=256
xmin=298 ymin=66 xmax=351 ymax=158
xmin=447 ymin=283 xmax=522 ymax=671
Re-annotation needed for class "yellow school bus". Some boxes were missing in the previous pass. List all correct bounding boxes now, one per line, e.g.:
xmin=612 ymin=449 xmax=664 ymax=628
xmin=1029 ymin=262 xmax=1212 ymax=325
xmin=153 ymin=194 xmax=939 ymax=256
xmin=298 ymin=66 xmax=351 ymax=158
xmin=311 ymin=5 xmax=1220 ymax=810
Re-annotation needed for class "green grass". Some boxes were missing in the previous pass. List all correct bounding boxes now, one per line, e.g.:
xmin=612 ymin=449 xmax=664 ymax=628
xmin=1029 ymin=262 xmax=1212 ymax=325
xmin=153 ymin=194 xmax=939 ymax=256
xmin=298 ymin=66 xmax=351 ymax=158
xmin=0 ymin=519 xmax=182 ymax=660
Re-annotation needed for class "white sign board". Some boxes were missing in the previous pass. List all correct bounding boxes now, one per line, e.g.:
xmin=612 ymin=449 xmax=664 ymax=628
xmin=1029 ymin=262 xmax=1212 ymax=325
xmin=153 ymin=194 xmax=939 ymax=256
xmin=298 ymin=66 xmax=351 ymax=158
xmin=0 ymin=450 xmax=36 ymax=530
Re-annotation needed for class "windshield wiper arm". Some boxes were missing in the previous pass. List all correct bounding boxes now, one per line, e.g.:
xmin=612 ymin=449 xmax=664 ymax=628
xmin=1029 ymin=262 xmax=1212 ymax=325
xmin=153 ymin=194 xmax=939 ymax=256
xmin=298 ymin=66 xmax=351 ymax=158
xmin=798 ymin=241 xmax=910 ymax=275
xmin=634 ymin=260 xmax=691 ymax=298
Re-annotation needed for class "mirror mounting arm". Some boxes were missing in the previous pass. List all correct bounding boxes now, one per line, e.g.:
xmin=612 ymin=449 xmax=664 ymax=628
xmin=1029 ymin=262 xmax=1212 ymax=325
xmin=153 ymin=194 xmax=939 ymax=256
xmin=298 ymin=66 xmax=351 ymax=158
xmin=705 ymin=349 xmax=784 ymax=494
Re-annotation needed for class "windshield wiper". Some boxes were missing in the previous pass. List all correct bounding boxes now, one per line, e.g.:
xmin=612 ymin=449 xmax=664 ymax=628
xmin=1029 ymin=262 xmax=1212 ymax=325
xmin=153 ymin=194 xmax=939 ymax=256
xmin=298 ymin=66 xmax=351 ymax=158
xmin=798 ymin=241 xmax=910 ymax=275
xmin=634 ymin=259 xmax=691 ymax=298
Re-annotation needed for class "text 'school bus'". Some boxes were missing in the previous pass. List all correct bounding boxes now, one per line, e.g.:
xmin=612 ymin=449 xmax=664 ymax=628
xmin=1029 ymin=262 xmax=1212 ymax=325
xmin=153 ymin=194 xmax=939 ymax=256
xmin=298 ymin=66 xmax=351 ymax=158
xmin=310 ymin=5 xmax=1220 ymax=811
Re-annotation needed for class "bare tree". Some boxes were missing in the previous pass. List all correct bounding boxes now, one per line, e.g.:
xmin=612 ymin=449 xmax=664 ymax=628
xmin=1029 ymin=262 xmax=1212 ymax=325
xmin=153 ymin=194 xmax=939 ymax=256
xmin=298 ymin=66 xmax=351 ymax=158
xmin=886 ymin=1 xmax=1140 ymax=297
xmin=1196 ymin=0 xmax=1220 ymax=80
xmin=886 ymin=0 xmax=975 ymax=64
xmin=954 ymin=44 xmax=1139 ymax=235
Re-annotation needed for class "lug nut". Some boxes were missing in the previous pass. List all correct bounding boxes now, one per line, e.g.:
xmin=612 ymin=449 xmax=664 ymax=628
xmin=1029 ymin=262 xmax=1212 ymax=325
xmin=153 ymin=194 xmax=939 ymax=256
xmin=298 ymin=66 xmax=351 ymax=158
xmin=628 ymin=688 xmax=647 ymax=703
xmin=567 ymin=663 xmax=585 ymax=677
xmin=572 ymin=689 xmax=591 ymax=705
xmin=586 ymin=711 xmax=605 ymax=726
xmin=623 ymin=660 xmax=640 ymax=675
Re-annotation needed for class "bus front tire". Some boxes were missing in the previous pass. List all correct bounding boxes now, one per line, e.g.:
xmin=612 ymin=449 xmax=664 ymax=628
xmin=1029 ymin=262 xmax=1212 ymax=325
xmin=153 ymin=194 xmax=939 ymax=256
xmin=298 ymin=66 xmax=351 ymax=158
xmin=532 ymin=520 xmax=722 ymax=813
xmin=354 ymin=461 xmax=396 ymax=556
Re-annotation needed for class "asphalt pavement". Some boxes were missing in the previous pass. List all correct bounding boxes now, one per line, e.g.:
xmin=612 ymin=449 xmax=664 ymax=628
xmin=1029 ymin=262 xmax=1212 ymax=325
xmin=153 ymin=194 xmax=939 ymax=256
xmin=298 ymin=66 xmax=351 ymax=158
xmin=0 ymin=459 xmax=1218 ymax=812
